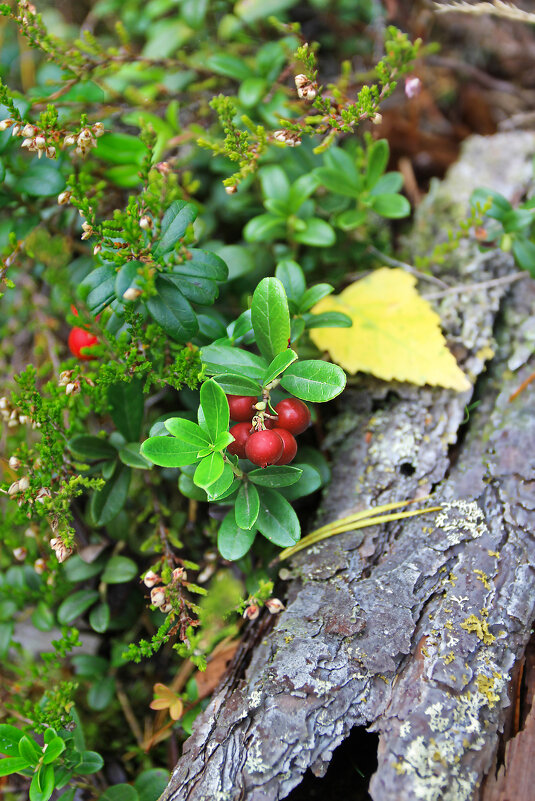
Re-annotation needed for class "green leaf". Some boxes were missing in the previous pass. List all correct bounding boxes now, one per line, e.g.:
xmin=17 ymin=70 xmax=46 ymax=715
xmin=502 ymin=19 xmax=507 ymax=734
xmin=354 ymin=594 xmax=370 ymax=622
xmin=238 ymin=76 xmax=267 ymax=107
xmin=470 ymin=187 xmax=512 ymax=221
xmin=68 ymin=435 xmax=117 ymax=462
xmin=213 ymin=431 xmax=235 ymax=451
xmin=18 ymin=162 xmax=65 ymax=197
xmin=42 ymin=737 xmax=65 ymax=765
xmin=288 ymin=174 xmax=320 ymax=212
xmin=293 ymin=218 xmax=336 ymax=247
xmin=99 ymin=785 xmax=139 ymax=801
xmin=89 ymin=602 xmax=110 ymax=633
xmin=335 ymin=208 xmax=368 ymax=231
xmin=179 ymin=472 xmax=207 ymax=501
xmin=95 ymin=133 xmax=148 ymax=165
xmin=303 ymin=311 xmax=352 ymax=329
xmin=75 ymin=750 xmax=104 ymax=775
xmin=19 ymin=735 xmax=40 ymax=765
xmin=63 ymin=554 xmax=106 ymax=582
xmin=259 ymin=164 xmax=290 ymax=201
xmin=244 ymin=213 xmax=286 ymax=243
xmin=218 ymin=512 xmax=256 ymax=560
xmin=262 ymin=349 xmax=298 ymax=387
xmin=205 ymin=462 xmax=235 ymax=501
xmin=365 ymin=139 xmax=389 ymax=189
xmin=87 ymin=676 xmax=116 ymax=712
xmin=165 ymin=274 xmax=218 ymax=306
xmin=134 ymin=769 xmax=169 ymax=801
xmin=172 ymin=248 xmax=228 ymax=281
xmin=119 ymin=443 xmax=152 ymax=469
xmin=57 ymin=590 xmax=99 ymax=625
xmin=369 ymin=171 xmax=403 ymax=195
xmin=30 ymin=764 xmax=55 ymax=801
xmin=251 ymin=277 xmax=291 ymax=364
xmin=146 ymin=277 xmax=198 ymax=342
xmin=280 ymin=360 xmax=346 ymax=401
xmin=247 ymin=465 xmax=302 ymax=487
xmin=90 ymin=465 xmax=131 ymax=526
xmin=370 ymin=193 xmax=410 ymax=219
xmin=0 ymin=724 xmax=24 ymax=757
xmin=206 ymin=53 xmax=251 ymax=81
xmin=213 ymin=373 xmax=262 ymax=396
xmin=201 ymin=344 xmax=268 ymax=380
xmin=278 ymin=463 xmax=322 ymax=500
xmin=314 ymin=166 xmax=361 ymax=198
xmin=165 ymin=417 xmax=210 ymax=447
xmin=115 ymin=261 xmax=144 ymax=300
xmin=80 ymin=265 xmax=116 ymax=314
xmin=502 ymin=209 xmax=535 ymax=233
xmin=108 ymin=379 xmax=144 ymax=442
xmin=200 ymin=379 xmax=229 ymax=442
xmin=193 ymin=452 xmax=224 ymax=490
xmin=235 ymin=482 xmax=260 ymax=530
xmin=275 ymin=260 xmax=306 ymax=303
xmin=31 ymin=600 xmax=55 ymax=632
xmin=512 ymin=236 xmax=535 ymax=277
xmin=256 ymin=487 xmax=300 ymax=546
xmin=0 ymin=622 xmax=13 ymax=658
xmin=0 ymin=756 xmax=30 ymax=776
xmin=299 ymin=283 xmax=334 ymax=312
xmin=141 ymin=436 xmax=200 ymax=467
xmin=101 ymin=555 xmax=138 ymax=584
xmin=153 ymin=201 xmax=198 ymax=258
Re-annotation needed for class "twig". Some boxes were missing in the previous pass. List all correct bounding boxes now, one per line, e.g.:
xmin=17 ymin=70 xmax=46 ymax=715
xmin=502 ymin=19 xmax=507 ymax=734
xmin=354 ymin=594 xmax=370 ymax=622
xmin=434 ymin=1 xmax=535 ymax=24
xmin=509 ymin=370 xmax=535 ymax=402
xmin=116 ymin=681 xmax=144 ymax=747
xmin=367 ymin=246 xmax=450 ymax=288
xmin=423 ymin=271 xmax=527 ymax=300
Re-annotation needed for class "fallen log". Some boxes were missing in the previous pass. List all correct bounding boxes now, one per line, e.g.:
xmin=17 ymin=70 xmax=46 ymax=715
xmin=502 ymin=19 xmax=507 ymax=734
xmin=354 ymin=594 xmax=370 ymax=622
xmin=162 ymin=131 xmax=535 ymax=801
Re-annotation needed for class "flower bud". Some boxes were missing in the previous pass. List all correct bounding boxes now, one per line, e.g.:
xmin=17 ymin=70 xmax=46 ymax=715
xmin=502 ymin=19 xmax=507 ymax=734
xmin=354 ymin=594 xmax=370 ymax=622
xmin=225 ymin=184 xmax=237 ymax=195
xmin=57 ymin=190 xmax=71 ymax=205
xmin=18 ymin=414 xmax=29 ymax=424
xmin=65 ymin=382 xmax=80 ymax=396
xmin=49 ymin=538 xmax=58 ymax=549
xmin=160 ymin=602 xmax=173 ymax=614
xmin=273 ymin=130 xmax=301 ymax=147
xmin=155 ymin=161 xmax=170 ymax=174
xmin=143 ymin=570 xmax=160 ymax=588
xmin=243 ymin=604 xmax=260 ymax=621
xmin=59 ymin=369 xmax=73 ymax=385
xmin=34 ymin=558 xmax=46 ymax=574
xmin=78 ymin=128 xmax=92 ymax=144
xmin=404 ymin=76 xmax=421 ymax=99
xmin=172 ymin=567 xmax=186 ymax=582
xmin=36 ymin=487 xmax=51 ymax=503
xmin=11 ymin=124 xmax=21 ymax=137
xmin=93 ymin=244 xmax=102 ymax=255
xmin=18 ymin=476 xmax=30 ymax=491
xmin=22 ymin=124 xmax=35 ymax=137
xmin=46 ymin=146 xmax=56 ymax=159
xmin=63 ymin=134 xmax=76 ymax=146
xmin=294 ymin=74 xmax=309 ymax=89
xmin=9 ymin=456 xmax=21 ymax=469
xmin=150 ymin=587 xmax=166 ymax=607
xmin=35 ymin=136 xmax=46 ymax=149
xmin=21 ymin=138 xmax=33 ymax=149
xmin=0 ymin=119 xmax=13 ymax=131
xmin=8 ymin=481 xmax=20 ymax=496
xmin=254 ymin=401 xmax=266 ymax=411
xmin=123 ymin=287 xmax=142 ymax=301
xmin=139 ymin=216 xmax=153 ymax=231
xmin=372 ymin=113 xmax=383 ymax=125
xmin=13 ymin=547 xmax=27 ymax=561
xmin=54 ymin=543 xmax=71 ymax=563
xmin=265 ymin=598 xmax=285 ymax=614
xmin=92 ymin=122 xmax=104 ymax=137
xmin=0 ymin=397 xmax=8 ymax=410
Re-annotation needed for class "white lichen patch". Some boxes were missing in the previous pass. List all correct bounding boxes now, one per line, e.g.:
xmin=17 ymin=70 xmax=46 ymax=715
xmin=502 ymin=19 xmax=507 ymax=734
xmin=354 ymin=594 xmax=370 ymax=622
xmin=425 ymin=702 xmax=450 ymax=733
xmin=368 ymin=416 xmax=421 ymax=468
xmin=248 ymin=689 xmax=263 ymax=709
xmin=434 ymin=500 xmax=488 ymax=546
xmin=400 ymin=733 xmax=479 ymax=801
xmin=245 ymin=741 xmax=268 ymax=774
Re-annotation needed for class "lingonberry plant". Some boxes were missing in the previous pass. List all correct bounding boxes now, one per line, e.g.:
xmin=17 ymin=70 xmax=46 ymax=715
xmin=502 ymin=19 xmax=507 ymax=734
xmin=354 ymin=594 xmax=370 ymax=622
xmin=0 ymin=0 xmax=422 ymax=797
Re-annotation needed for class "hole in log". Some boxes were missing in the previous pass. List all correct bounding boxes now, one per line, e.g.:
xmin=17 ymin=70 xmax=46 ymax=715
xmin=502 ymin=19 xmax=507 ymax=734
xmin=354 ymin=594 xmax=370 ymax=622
xmin=399 ymin=462 xmax=415 ymax=476
xmin=286 ymin=726 xmax=379 ymax=800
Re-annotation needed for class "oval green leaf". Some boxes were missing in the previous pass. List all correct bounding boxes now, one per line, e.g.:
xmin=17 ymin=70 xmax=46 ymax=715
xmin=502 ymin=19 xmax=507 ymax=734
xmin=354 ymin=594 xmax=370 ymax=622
xmin=218 ymin=512 xmax=256 ymax=561
xmin=280 ymin=360 xmax=346 ymax=402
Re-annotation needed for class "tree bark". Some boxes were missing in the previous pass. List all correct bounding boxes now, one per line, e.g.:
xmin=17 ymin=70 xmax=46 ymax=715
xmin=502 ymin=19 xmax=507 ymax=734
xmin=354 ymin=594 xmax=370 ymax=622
xmin=162 ymin=131 xmax=535 ymax=801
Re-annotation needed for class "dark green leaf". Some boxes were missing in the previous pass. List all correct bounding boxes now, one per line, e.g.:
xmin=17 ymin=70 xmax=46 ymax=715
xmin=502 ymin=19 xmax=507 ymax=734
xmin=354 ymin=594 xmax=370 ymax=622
xmin=297 ymin=446 xmax=331 ymax=485
xmin=206 ymin=53 xmax=251 ymax=81
xmin=502 ymin=209 xmax=535 ymax=233
xmin=235 ymin=482 xmax=260 ymax=530
xmin=370 ymin=193 xmax=410 ymax=219
xmin=303 ymin=311 xmax=352 ymax=328
xmin=334 ymin=208 xmax=368 ymax=231
xmin=95 ymin=133 xmax=148 ymax=166
xmin=153 ymin=201 xmax=197 ymax=258
xmin=256 ymin=487 xmax=300 ymax=546
xmin=134 ymin=769 xmax=169 ymax=801
xmin=101 ymin=555 xmax=138 ymax=584
xmin=200 ymin=379 xmax=229 ymax=441
xmin=0 ymin=724 xmax=24 ymax=757
xmin=0 ymin=622 xmax=13 ymax=658
xmin=314 ymin=167 xmax=361 ymax=198
xmin=365 ymin=139 xmax=389 ymax=189
xmin=293 ymin=218 xmax=336 ymax=247
xmin=89 ymin=602 xmax=110 ymax=633
xmin=243 ymin=465 xmax=303 ymax=487
xmin=18 ymin=162 xmax=65 ymax=197
xmin=299 ymin=283 xmax=333 ymax=312
xmin=63 ymin=554 xmax=106 ymax=582
xmin=512 ymin=236 xmax=535 ymax=276
xmin=0 ymin=756 xmax=30 ymax=776
xmin=108 ymin=379 xmax=144 ymax=442
xmin=275 ymin=260 xmax=306 ymax=303
xmin=87 ymin=677 xmax=116 ymax=711
xmin=115 ymin=261 xmax=144 ymax=300
xmin=68 ymin=435 xmax=117 ymax=461
xmin=244 ymin=213 xmax=286 ymax=243
xmin=281 ymin=360 xmax=346 ymax=401
xmin=30 ymin=764 xmax=55 ymax=801
xmin=149 ymin=411 xmax=195 ymax=438
xmin=18 ymin=735 xmax=40 ymax=765
xmin=80 ymin=266 xmax=116 ymax=314
xmin=146 ymin=277 xmax=198 ymax=342
xmin=141 ymin=436 xmax=200 ymax=467
xmin=288 ymin=174 xmax=320 ymax=212
xmin=259 ymin=165 xmax=290 ymax=201
xmin=75 ymin=751 xmax=104 ymax=775
xmin=251 ymin=277 xmax=291 ymax=364
xmin=218 ymin=512 xmax=256 ymax=560
xmin=172 ymin=248 xmax=228 ymax=281
xmin=278 ymin=463 xmax=322 ymax=500
xmin=193 ymin=452 xmax=224 ymax=490
xmin=262 ymin=349 xmax=298 ymax=387
xmin=470 ymin=187 xmax=512 ymax=221
xmin=369 ymin=171 xmax=403 ymax=196
xmin=99 ymin=785 xmax=138 ymax=801
xmin=179 ymin=472 xmax=207 ymax=501
xmin=119 ymin=443 xmax=152 ymax=469
xmin=238 ymin=76 xmax=267 ymax=107
xmin=165 ymin=274 xmax=218 ymax=305
xmin=213 ymin=373 xmax=262 ymax=396
xmin=57 ymin=590 xmax=99 ymax=625
xmin=90 ymin=465 xmax=131 ymax=526
xmin=201 ymin=344 xmax=268 ymax=380
xmin=31 ymin=600 xmax=55 ymax=632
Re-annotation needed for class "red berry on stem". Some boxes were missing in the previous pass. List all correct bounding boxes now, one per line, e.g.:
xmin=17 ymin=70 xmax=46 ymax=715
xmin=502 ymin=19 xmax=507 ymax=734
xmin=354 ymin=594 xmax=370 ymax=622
xmin=272 ymin=428 xmax=297 ymax=465
xmin=68 ymin=327 xmax=98 ymax=360
xmin=273 ymin=398 xmax=311 ymax=435
xmin=245 ymin=430 xmax=284 ymax=468
xmin=227 ymin=422 xmax=252 ymax=459
xmin=227 ymin=395 xmax=257 ymax=422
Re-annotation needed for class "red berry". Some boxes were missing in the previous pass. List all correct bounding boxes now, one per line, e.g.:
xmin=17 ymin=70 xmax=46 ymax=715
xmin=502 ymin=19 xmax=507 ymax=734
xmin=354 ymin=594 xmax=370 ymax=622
xmin=227 ymin=422 xmax=252 ymax=459
xmin=245 ymin=430 xmax=284 ymax=468
xmin=227 ymin=395 xmax=257 ymax=422
xmin=68 ymin=327 xmax=98 ymax=360
xmin=272 ymin=428 xmax=297 ymax=465
xmin=273 ymin=398 xmax=311 ymax=436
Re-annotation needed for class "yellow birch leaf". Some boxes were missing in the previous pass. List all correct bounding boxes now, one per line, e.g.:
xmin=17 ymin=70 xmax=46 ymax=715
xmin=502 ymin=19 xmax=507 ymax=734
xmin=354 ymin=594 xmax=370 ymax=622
xmin=309 ymin=268 xmax=471 ymax=391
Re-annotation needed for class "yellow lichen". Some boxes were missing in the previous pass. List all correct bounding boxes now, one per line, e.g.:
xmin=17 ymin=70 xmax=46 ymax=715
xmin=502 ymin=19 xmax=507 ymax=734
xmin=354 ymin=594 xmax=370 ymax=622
xmin=473 ymin=569 xmax=491 ymax=590
xmin=487 ymin=550 xmax=500 ymax=558
xmin=460 ymin=614 xmax=495 ymax=645
xmin=476 ymin=674 xmax=500 ymax=709
xmin=444 ymin=651 xmax=455 ymax=664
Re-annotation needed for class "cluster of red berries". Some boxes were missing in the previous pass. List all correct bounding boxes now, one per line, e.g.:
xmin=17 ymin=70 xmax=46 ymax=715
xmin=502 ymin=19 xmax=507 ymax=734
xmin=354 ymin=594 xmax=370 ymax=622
xmin=68 ymin=306 xmax=98 ymax=361
xmin=226 ymin=395 xmax=311 ymax=468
